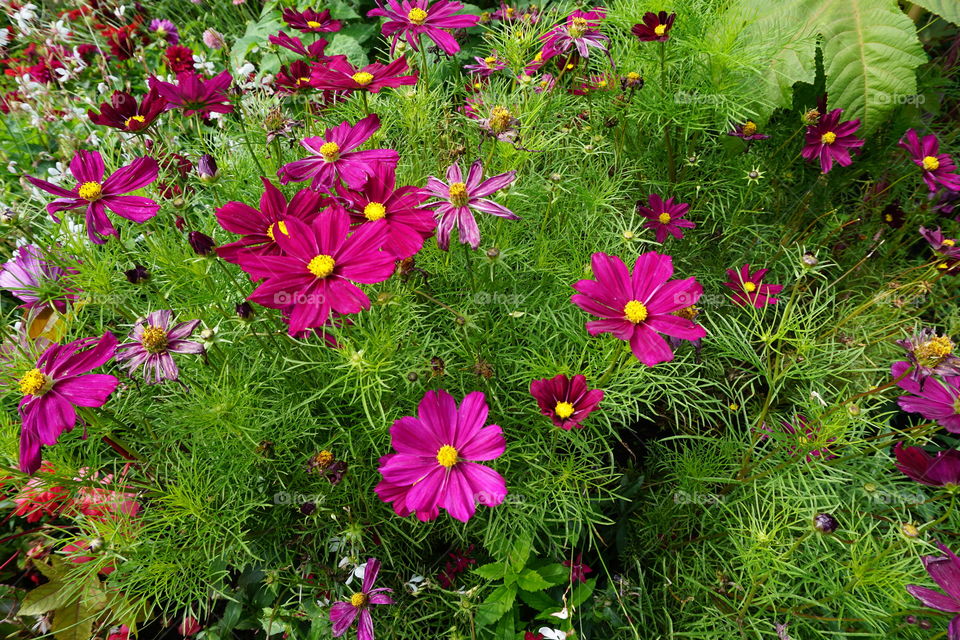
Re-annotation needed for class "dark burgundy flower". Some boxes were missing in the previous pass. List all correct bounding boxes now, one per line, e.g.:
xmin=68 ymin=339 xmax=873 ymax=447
xmin=907 ymin=541 xmax=960 ymax=639
xmin=282 ymin=8 xmax=342 ymax=33
xmin=124 ymin=265 xmax=150 ymax=284
xmin=149 ymin=71 xmax=234 ymax=118
xmin=728 ymin=121 xmax=770 ymax=141
xmin=563 ymin=553 xmax=593 ymax=583
xmin=275 ymin=60 xmax=318 ymax=93
xmin=801 ymin=108 xmax=863 ymax=173
xmin=88 ymin=89 xmax=167 ymax=133
xmin=188 ymin=231 xmax=215 ymax=255
xmin=530 ymin=374 xmax=603 ymax=430
xmin=268 ymin=31 xmax=329 ymax=59
xmin=880 ymin=201 xmax=905 ymax=228
xmin=165 ymin=44 xmax=194 ymax=74
xmin=813 ymin=513 xmax=838 ymax=534
xmin=723 ymin=264 xmax=782 ymax=307
xmin=631 ymin=11 xmax=675 ymax=42
xmin=895 ymin=442 xmax=960 ymax=487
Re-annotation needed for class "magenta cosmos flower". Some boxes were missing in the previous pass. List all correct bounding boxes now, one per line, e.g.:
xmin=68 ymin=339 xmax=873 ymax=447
xmin=898 ymin=129 xmax=960 ymax=192
xmin=631 ymin=11 xmax=675 ymax=42
xmin=571 ymin=252 xmax=706 ymax=367
xmin=421 ymin=159 xmax=517 ymax=251
xmin=17 ymin=333 xmax=119 ymax=474
xmin=894 ymin=442 xmax=960 ymax=488
xmin=540 ymin=8 xmax=609 ymax=60
xmin=115 ymin=310 xmax=204 ymax=385
xmin=311 ymin=56 xmax=418 ymax=93
xmin=149 ymin=71 xmax=234 ymax=118
xmin=464 ymin=54 xmax=507 ymax=77
xmin=282 ymin=7 xmax=342 ymax=33
xmin=0 ymin=244 xmax=77 ymax=312
xmin=563 ymin=554 xmax=593 ymax=584
xmin=336 ymin=164 xmax=435 ymax=259
xmin=723 ymin=264 xmax=782 ymax=307
xmin=239 ymin=209 xmax=396 ymax=334
xmin=801 ymin=108 xmax=863 ymax=173
xmin=330 ymin=558 xmax=393 ymax=640
xmin=215 ymin=177 xmax=327 ymax=273
xmin=636 ymin=194 xmax=694 ymax=242
xmin=368 ymin=0 xmax=480 ymax=56
xmin=727 ymin=121 xmax=770 ymax=141
xmin=530 ymin=374 xmax=603 ymax=430
xmin=88 ymin=88 xmax=167 ymax=133
xmin=762 ymin=415 xmax=835 ymax=462
xmin=269 ymin=30 xmax=330 ymax=59
xmin=26 ymin=150 xmax=160 ymax=245
xmin=897 ymin=327 xmax=960 ymax=381
xmin=278 ymin=114 xmax=399 ymax=191
xmin=376 ymin=390 xmax=507 ymax=522
xmin=893 ymin=361 xmax=960 ymax=432
xmin=907 ymin=542 xmax=960 ymax=640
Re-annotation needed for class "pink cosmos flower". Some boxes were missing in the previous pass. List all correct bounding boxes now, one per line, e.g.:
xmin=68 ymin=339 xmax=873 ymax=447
xmin=276 ymin=60 xmax=319 ymax=93
xmin=88 ymin=88 xmax=168 ymax=133
xmin=529 ymin=374 xmax=603 ymax=430
xmin=636 ymin=194 xmax=694 ymax=242
xmin=375 ymin=390 xmax=507 ymax=522
xmin=336 ymin=164 xmax=435 ymax=259
xmin=149 ymin=71 xmax=234 ymax=118
xmin=239 ymin=208 xmax=396 ymax=334
xmin=893 ymin=360 xmax=960 ymax=432
xmin=920 ymin=226 xmax=960 ymax=256
xmin=215 ymin=177 xmax=328 ymax=273
xmin=906 ymin=541 xmax=960 ymax=639
xmin=330 ymin=558 xmax=394 ymax=639
xmin=421 ymin=159 xmax=517 ymax=251
xmin=0 ymin=244 xmax=77 ymax=312
xmin=17 ymin=333 xmax=119 ymax=474
xmin=898 ymin=129 xmax=960 ymax=192
xmin=368 ymin=0 xmax=480 ymax=56
xmin=723 ymin=264 xmax=783 ymax=307
xmin=540 ymin=8 xmax=609 ymax=61
xmin=278 ymin=114 xmax=399 ymax=191
xmin=894 ymin=442 xmax=960 ymax=488
xmin=282 ymin=7 xmax=342 ymax=33
xmin=800 ymin=108 xmax=863 ymax=173
xmin=269 ymin=30 xmax=329 ymax=59
xmin=25 ymin=150 xmax=160 ymax=245
xmin=115 ymin=310 xmax=204 ymax=385
xmin=464 ymin=54 xmax=506 ymax=77
xmin=311 ymin=55 xmax=418 ymax=93
xmin=571 ymin=252 xmax=706 ymax=367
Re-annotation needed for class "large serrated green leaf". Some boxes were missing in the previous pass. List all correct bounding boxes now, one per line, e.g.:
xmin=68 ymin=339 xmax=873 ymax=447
xmin=910 ymin=0 xmax=960 ymax=25
xmin=19 ymin=582 xmax=67 ymax=615
xmin=821 ymin=0 xmax=926 ymax=131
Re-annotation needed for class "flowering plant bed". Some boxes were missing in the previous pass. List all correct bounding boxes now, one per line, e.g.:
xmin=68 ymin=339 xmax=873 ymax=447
xmin=0 ymin=1 xmax=959 ymax=639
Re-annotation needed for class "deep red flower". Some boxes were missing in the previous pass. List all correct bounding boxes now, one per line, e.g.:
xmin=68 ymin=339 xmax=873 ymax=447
xmin=88 ymin=88 xmax=167 ymax=133
xmin=149 ymin=71 xmax=234 ymax=118
xmin=283 ymin=8 xmax=342 ymax=33
xmin=269 ymin=30 xmax=330 ymax=59
xmin=631 ymin=11 xmax=676 ymax=42
xmin=165 ymin=44 xmax=195 ymax=74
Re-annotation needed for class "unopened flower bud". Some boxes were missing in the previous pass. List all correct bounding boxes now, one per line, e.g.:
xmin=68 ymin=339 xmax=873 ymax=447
xmin=813 ymin=512 xmax=838 ymax=534
xmin=124 ymin=264 xmax=150 ymax=284
xmin=202 ymin=28 xmax=225 ymax=50
xmin=236 ymin=302 xmax=253 ymax=319
xmin=901 ymin=523 xmax=920 ymax=538
xmin=197 ymin=154 xmax=218 ymax=183
xmin=188 ymin=231 xmax=216 ymax=256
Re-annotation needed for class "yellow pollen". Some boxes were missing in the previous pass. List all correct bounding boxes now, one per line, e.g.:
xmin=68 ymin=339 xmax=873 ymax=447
xmin=884 ymin=214 xmax=893 ymax=222
xmin=657 ymin=212 xmax=672 ymax=224
xmin=140 ymin=325 xmax=169 ymax=354
xmin=266 ymin=220 xmax=288 ymax=242
xmin=19 ymin=368 xmax=48 ymax=396
xmin=306 ymin=20 xmax=323 ymax=28
xmin=742 ymin=121 xmax=757 ymax=136
xmin=565 ymin=63 xmax=574 ymax=70
xmin=489 ymin=105 xmax=513 ymax=133
xmin=437 ymin=444 xmax=458 ymax=468
xmin=534 ymin=51 xmax=543 ymax=63
xmin=474 ymin=82 xmax=482 ymax=89
xmin=484 ymin=56 xmax=497 ymax=64
xmin=627 ymin=72 xmax=640 ymax=81
xmin=623 ymin=300 xmax=648 ymax=324
xmin=78 ymin=181 xmax=103 ymax=201
xmin=352 ymin=71 xmax=374 ymax=86
xmin=125 ymin=114 xmax=146 ymax=129
xmin=568 ymin=17 xmax=588 ymax=38
xmin=448 ymin=182 xmax=469 ymax=207
xmin=319 ymin=142 xmax=340 ymax=162
xmin=555 ymin=401 xmax=575 ymax=419
xmin=350 ymin=592 xmax=368 ymax=608
xmin=821 ymin=131 xmax=837 ymax=145
xmin=923 ymin=156 xmax=941 ymax=171
xmin=674 ymin=305 xmax=698 ymax=321
xmin=743 ymin=281 xmax=757 ymax=293
xmin=945 ymin=239 xmax=956 ymax=247
xmin=915 ymin=336 xmax=955 ymax=367
xmin=363 ymin=201 xmax=387 ymax=221
xmin=313 ymin=450 xmax=334 ymax=467
xmin=308 ymin=254 xmax=336 ymax=278
xmin=955 ymin=396 xmax=960 ymax=415
xmin=654 ymin=24 xmax=666 ymax=36
xmin=407 ymin=7 xmax=428 ymax=24
xmin=298 ymin=77 xmax=311 ymax=85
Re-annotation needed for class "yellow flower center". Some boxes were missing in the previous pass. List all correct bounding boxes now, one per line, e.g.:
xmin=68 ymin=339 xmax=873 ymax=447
xmin=19 ymin=368 xmax=48 ymax=396
xmin=623 ymin=300 xmax=648 ymax=324
xmin=674 ymin=305 xmax=698 ymax=321
xmin=125 ymin=114 xmax=146 ymax=129
xmin=350 ymin=592 xmax=368 ymax=608
xmin=313 ymin=450 xmax=334 ymax=468
xmin=923 ymin=156 xmax=941 ymax=171
xmin=884 ymin=214 xmax=893 ymax=222
xmin=742 ymin=121 xmax=757 ymax=136
xmin=489 ymin=105 xmax=513 ymax=133
xmin=140 ymin=325 xmax=169 ymax=354
xmin=352 ymin=72 xmax=374 ymax=86
xmin=306 ymin=20 xmax=323 ymax=28
xmin=437 ymin=445 xmax=459 ymax=467
xmin=266 ymin=220 xmax=288 ymax=241
xmin=319 ymin=142 xmax=341 ymax=162
xmin=568 ymin=17 xmax=588 ymax=38
xmin=654 ymin=24 xmax=666 ymax=35
xmin=484 ymin=56 xmax=497 ymax=64
xmin=407 ymin=8 xmax=428 ymax=24
xmin=821 ymin=131 xmax=837 ymax=145
xmin=298 ymin=77 xmax=311 ymax=85
xmin=555 ymin=401 xmax=575 ymax=419
xmin=657 ymin=212 xmax=672 ymax=224
xmin=915 ymin=335 xmax=955 ymax=368
xmin=363 ymin=202 xmax=387 ymax=221
xmin=78 ymin=181 xmax=103 ymax=201
xmin=944 ymin=239 xmax=956 ymax=247
xmin=448 ymin=182 xmax=469 ymax=207
xmin=743 ymin=281 xmax=757 ymax=293
xmin=955 ymin=396 xmax=960 ymax=415
xmin=308 ymin=254 xmax=336 ymax=278
xmin=627 ymin=72 xmax=640 ymax=81
xmin=534 ymin=51 xmax=543 ymax=63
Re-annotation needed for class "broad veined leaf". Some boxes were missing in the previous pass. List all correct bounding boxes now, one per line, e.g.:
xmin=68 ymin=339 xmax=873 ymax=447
xmin=910 ymin=0 xmax=960 ymax=25
xmin=51 ymin=599 xmax=93 ymax=640
xmin=19 ymin=582 xmax=67 ymax=616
